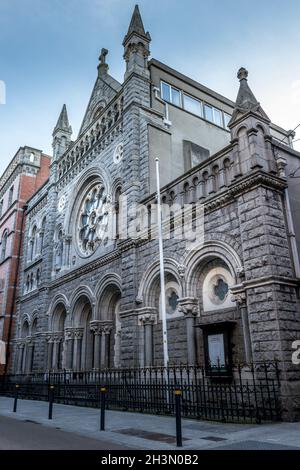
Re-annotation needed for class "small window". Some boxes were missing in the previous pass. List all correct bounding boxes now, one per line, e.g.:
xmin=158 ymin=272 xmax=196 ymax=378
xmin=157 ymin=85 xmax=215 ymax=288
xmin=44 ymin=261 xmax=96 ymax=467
xmin=1 ymin=231 xmax=8 ymax=262
xmin=161 ymin=82 xmax=171 ymax=101
xmin=183 ymin=94 xmax=202 ymax=116
xmin=161 ymin=82 xmax=181 ymax=107
xmin=0 ymin=200 xmax=3 ymax=218
xmin=213 ymin=108 xmax=222 ymax=127
xmin=223 ymin=113 xmax=231 ymax=128
xmin=204 ymin=104 xmax=213 ymax=122
xmin=8 ymin=186 xmax=14 ymax=206
xmin=171 ymin=87 xmax=181 ymax=107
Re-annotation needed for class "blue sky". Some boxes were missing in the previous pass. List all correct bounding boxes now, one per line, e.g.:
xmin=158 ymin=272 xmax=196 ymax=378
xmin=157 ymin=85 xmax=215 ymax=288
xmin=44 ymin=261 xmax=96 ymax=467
xmin=1 ymin=0 xmax=300 ymax=174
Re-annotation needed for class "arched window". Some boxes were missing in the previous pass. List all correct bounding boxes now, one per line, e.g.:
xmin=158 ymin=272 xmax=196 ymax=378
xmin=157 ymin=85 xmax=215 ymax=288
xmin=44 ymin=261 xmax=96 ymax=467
xmin=30 ymin=226 xmax=37 ymax=261
xmin=30 ymin=272 xmax=34 ymax=290
xmin=55 ymin=229 xmax=63 ymax=270
xmin=40 ymin=217 xmax=46 ymax=253
xmin=115 ymin=187 xmax=122 ymax=240
xmin=36 ymin=269 xmax=40 ymax=287
xmin=1 ymin=230 xmax=8 ymax=262
xmin=26 ymin=275 xmax=30 ymax=293
xmin=8 ymin=186 xmax=14 ymax=207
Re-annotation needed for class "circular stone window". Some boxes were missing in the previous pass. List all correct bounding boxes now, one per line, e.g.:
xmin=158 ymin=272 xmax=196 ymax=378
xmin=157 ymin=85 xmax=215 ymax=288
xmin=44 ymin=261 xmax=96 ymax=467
xmin=202 ymin=267 xmax=235 ymax=312
xmin=77 ymin=183 xmax=109 ymax=257
xmin=208 ymin=275 xmax=229 ymax=305
xmin=113 ymin=143 xmax=123 ymax=164
xmin=159 ymin=281 xmax=181 ymax=318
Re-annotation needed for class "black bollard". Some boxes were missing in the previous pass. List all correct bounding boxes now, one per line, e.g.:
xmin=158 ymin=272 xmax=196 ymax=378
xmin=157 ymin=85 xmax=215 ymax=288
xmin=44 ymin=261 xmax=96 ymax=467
xmin=100 ymin=387 xmax=107 ymax=431
xmin=13 ymin=384 xmax=20 ymax=413
xmin=48 ymin=385 xmax=54 ymax=420
xmin=174 ymin=389 xmax=182 ymax=447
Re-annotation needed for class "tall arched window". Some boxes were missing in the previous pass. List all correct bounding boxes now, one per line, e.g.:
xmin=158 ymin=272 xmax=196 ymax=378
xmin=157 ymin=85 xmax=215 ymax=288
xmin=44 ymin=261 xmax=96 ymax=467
xmin=115 ymin=187 xmax=122 ymax=240
xmin=29 ymin=225 xmax=38 ymax=261
xmin=40 ymin=217 xmax=46 ymax=253
xmin=1 ymin=230 xmax=8 ymax=262
xmin=36 ymin=269 xmax=41 ymax=287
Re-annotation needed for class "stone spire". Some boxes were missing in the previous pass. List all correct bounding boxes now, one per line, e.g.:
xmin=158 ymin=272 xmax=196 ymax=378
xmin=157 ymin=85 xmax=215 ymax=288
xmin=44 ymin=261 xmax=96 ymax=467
xmin=123 ymin=5 xmax=151 ymax=79
xmin=53 ymin=104 xmax=72 ymax=135
xmin=123 ymin=4 xmax=151 ymax=43
xmin=52 ymin=104 xmax=72 ymax=160
xmin=229 ymin=67 xmax=270 ymax=127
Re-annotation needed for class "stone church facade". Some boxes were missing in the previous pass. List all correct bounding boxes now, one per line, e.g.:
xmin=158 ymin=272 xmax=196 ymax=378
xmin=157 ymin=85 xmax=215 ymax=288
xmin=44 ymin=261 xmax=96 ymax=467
xmin=11 ymin=6 xmax=300 ymax=418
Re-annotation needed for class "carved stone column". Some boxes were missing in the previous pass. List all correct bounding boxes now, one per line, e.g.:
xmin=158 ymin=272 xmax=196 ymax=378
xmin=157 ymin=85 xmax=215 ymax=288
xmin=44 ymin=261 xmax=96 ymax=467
xmin=100 ymin=323 xmax=113 ymax=369
xmin=64 ymin=329 xmax=75 ymax=370
xmin=231 ymin=138 xmax=242 ymax=178
xmin=178 ymin=297 xmax=199 ymax=365
xmin=90 ymin=321 xmax=101 ymax=370
xmin=51 ymin=333 xmax=63 ymax=370
xmin=138 ymin=309 xmax=157 ymax=367
xmin=17 ymin=342 xmax=25 ymax=373
xmin=232 ymin=291 xmax=252 ymax=363
xmin=46 ymin=335 xmax=54 ymax=370
xmin=23 ymin=339 xmax=32 ymax=373
xmin=73 ymin=328 xmax=84 ymax=371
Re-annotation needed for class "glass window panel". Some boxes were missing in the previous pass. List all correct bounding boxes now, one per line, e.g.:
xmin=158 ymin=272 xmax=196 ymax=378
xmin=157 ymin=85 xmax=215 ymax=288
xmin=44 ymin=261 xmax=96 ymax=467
xmin=161 ymin=82 xmax=171 ymax=102
xmin=223 ymin=113 xmax=231 ymax=128
xmin=213 ymin=108 xmax=222 ymax=127
xmin=171 ymin=87 xmax=181 ymax=106
xmin=183 ymin=94 xmax=202 ymax=116
xmin=204 ymin=104 xmax=213 ymax=122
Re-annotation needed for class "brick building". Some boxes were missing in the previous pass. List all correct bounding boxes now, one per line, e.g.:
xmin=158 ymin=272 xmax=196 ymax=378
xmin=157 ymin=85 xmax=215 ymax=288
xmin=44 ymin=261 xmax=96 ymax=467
xmin=10 ymin=5 xmax=300 ymax=420
xmin=0 ymin=146 xmax=50 ymax=373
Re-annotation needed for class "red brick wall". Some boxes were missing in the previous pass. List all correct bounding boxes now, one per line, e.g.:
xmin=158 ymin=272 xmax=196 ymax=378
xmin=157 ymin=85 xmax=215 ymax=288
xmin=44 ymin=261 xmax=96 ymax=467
xmin=0 ymin=155 xmax=51 ymax=373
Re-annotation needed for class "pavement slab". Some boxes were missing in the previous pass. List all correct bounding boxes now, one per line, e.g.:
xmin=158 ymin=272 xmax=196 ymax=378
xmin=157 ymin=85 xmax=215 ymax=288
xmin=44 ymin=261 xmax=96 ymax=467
xmin=0 ymin=397 xmax=300 ymax=450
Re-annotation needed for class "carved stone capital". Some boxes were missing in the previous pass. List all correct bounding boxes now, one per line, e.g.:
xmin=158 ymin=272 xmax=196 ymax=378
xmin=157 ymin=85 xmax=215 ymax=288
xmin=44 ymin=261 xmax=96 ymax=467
xmin=73 ymin=328 xmax=84 ymax=339
xmin=90 ymin=320 xmax=102 ymax=335
xmin=231 ymin=291 xmax=247 ymax=306
xmin=64 ymin=328 xmax=75 ymax=340
xmin=177 ymin=297 xmax=199 ymax=317
xmin=137 ymin=307 xmax=158 ymax=326
xmin=101 ymin=323 xmax=113 ymax=335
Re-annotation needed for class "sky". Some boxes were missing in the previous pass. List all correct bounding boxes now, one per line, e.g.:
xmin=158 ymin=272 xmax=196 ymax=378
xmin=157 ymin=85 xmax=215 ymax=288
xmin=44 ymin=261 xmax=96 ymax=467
xmin=1 ymin=0 xmax=300 ymax=174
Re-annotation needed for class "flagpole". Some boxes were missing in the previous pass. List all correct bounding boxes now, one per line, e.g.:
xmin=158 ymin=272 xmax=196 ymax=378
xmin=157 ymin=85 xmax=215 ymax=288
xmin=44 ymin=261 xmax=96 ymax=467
xmin=155 ymin=157 xmax=169 ymax=369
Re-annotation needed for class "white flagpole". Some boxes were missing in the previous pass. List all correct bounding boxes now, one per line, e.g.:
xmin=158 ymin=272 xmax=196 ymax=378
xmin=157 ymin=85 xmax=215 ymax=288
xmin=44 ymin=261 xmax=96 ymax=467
xmin=155 ymin=157 xmax=169 ymax=369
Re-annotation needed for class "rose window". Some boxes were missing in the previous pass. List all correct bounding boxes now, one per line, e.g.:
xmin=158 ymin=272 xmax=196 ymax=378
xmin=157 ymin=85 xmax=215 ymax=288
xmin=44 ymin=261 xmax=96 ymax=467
xmin=77 ymin=183 xmax=109 ymax=257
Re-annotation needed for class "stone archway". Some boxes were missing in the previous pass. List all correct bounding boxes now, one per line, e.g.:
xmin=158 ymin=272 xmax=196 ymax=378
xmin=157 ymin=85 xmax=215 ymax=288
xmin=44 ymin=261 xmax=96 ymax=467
xmin=97 ymin=284 xmax=122 ymax=369
xmin=72 ymin=294 xmax=93 ymax=371
xmin=48 ymin=302 xmax=67 ymax=370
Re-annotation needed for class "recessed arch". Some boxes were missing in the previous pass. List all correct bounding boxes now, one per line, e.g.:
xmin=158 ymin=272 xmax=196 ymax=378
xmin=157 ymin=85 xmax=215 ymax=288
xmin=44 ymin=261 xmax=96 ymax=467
xmin=137 ymin=257 xmax=183 ymax=307
xmin=184 ymin=240 xmax=242 ymax=297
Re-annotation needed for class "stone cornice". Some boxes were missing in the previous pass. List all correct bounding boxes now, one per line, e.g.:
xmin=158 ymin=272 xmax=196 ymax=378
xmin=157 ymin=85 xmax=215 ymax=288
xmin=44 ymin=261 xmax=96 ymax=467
xmin=231 ymin=275 xmax=300 ymax=294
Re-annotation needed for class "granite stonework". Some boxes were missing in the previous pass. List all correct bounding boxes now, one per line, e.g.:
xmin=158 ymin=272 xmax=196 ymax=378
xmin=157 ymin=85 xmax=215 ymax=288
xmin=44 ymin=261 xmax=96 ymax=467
xmin=11 ymin=6 xmax=300 ymax=420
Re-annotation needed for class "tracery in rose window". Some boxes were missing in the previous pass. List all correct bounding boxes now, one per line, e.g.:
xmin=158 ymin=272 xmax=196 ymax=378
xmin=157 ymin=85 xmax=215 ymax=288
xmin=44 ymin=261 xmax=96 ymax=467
xmin=77 ymin=183 xmax=109 ymax=256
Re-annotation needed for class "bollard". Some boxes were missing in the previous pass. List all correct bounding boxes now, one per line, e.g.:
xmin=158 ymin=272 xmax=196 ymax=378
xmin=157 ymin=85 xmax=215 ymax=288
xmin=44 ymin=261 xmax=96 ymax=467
xmin=100 ymin=387 xmax=107 ymax=431
xmin=174 ymin=389 xmax=182 ymax=447
xmin=13 ymin=384 xmax=20 ymax=413
xmin=48 ymin=385 xmax=55 ymax=420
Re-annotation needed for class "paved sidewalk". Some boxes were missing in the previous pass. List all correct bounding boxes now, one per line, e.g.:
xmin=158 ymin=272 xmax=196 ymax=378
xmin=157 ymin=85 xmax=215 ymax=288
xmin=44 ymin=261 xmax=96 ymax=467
xmin=0 ymin=397 xmax=300 ymax=450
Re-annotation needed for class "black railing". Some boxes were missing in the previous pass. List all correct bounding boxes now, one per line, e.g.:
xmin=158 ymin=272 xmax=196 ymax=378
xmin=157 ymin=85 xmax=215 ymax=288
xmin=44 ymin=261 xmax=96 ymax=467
xmin=0 ymin=362 xmax=281 ymax=424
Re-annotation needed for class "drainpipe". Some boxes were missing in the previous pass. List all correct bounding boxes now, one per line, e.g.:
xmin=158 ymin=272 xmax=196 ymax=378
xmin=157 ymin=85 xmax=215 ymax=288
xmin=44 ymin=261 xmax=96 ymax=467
xmin=4 ymin=203 xmax=27 ymax=374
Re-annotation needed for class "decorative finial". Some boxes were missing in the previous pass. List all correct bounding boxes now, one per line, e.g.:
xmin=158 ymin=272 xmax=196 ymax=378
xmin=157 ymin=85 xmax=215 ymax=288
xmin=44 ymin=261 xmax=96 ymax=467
xmin=237 ymin=67 xmax=248 ymax=81
xmin=99 ymin=48 xmax=108 ymax=66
